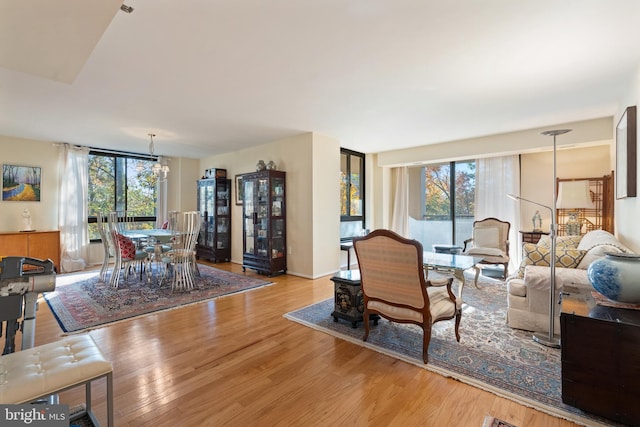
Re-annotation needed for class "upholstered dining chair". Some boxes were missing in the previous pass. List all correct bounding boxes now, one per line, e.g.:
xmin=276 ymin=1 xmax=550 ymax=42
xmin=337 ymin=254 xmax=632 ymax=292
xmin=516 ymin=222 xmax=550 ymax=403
xmin=462 ymin=217 xmax=511 ymax=286
xmin=353 ymin=229 xmax=462 ymax=364
xmin=107 ymin=211 xmax=147 ymax=288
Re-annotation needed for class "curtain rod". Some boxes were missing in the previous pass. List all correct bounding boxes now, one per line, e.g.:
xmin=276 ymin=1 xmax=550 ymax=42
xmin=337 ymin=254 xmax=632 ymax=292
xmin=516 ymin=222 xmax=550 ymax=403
xmin=53 ymin=143 xmax=158 ymax=160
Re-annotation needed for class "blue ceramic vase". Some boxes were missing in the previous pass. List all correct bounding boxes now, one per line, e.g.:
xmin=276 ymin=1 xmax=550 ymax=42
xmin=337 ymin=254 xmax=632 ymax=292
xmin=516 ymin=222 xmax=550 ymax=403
xmin=587 ymin=253 xmax=640 ymax=303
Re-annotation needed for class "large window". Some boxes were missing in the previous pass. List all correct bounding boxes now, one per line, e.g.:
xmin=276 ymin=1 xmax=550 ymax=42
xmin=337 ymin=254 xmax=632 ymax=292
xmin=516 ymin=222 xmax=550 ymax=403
xmin=340 ymin=148 xmax=365 ymax=218
xmin=340 ymin=148 xmax=366 ymax=235
xmin=87 ymin=150 xmax=159 ymax=240
xmin=408 ymin=160 xmax=476 ymax=249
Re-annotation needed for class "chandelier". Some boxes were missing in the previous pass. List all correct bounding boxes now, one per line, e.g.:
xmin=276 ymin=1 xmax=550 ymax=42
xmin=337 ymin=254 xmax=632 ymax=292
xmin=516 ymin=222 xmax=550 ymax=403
xmin=137 ymin=133 xmax=170 ymax=181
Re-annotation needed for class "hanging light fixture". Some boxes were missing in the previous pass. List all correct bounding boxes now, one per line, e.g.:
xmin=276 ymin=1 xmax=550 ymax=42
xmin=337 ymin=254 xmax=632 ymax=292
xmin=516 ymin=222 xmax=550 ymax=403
xmin=143 ymin=133 xmax=170 ymax=182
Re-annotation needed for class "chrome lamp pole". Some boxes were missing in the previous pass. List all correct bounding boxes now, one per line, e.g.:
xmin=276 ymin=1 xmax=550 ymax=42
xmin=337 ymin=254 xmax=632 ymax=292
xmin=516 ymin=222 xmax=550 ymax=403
xmin=508 ymin=128 xmax=571 ymax=348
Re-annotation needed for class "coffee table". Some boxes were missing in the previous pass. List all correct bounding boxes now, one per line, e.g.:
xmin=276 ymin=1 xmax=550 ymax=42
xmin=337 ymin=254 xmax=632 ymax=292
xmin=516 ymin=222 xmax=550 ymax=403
xmin=422 ymin=251 xmax=483 ymax=289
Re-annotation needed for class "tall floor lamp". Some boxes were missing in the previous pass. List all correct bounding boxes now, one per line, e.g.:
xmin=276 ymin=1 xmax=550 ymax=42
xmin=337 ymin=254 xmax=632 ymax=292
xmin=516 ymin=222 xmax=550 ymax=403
xmin=507 ymin=128 xmax=571 ymax=348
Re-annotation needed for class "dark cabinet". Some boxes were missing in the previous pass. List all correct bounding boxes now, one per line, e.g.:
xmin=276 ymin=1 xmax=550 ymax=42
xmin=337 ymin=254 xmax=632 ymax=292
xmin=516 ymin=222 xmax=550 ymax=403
xmin=560 ymin=285 xmax=640 ymax=426
xmin=241 ymin=170 xmax=286 ymax=276
xmin=196 ymin=178 xmax=231 ymax=263
xmin=519 ymin=230 xmax=549 ymax=244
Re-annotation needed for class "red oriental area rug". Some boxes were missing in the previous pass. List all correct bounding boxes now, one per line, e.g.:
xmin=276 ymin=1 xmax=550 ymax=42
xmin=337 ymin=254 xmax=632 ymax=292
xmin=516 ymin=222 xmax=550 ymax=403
xmin=44 ymin=264 xmax=272 ymax=333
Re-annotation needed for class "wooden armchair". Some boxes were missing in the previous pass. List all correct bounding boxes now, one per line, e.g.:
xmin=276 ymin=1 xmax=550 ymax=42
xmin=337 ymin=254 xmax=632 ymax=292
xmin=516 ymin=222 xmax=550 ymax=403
xmin=462 ymin=217 xmax=511 ymax=285
xmin=353 ymin=229 xmax=461 ymax=364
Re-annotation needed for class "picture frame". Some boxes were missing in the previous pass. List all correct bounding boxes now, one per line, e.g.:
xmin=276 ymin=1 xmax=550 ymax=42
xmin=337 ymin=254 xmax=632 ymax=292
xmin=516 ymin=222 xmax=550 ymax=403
xmin=616 ymin=105 xmax=637 ymax=199
xmin=235 ymin=174 xmax=244 ymax=205
xmin=2 ymin=164 xmax=42 ymax=201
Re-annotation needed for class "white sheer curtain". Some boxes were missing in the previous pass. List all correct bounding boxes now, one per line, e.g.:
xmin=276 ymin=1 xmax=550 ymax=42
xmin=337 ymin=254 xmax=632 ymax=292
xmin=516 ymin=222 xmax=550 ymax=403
xmin=58 ymin=144 xmax=90 ymax=272
xmin=390 ymin=166 xmax=409 ymax=237
xmin=475 ymin=155 xmax=520 ymax=272
xmin=156 ymin=156 xmax=168 ymax=227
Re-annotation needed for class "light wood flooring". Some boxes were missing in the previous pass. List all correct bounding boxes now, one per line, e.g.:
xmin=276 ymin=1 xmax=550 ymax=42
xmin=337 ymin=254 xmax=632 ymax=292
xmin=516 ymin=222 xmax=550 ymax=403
xmin=25 ymin=262 xmax=579 ymax=427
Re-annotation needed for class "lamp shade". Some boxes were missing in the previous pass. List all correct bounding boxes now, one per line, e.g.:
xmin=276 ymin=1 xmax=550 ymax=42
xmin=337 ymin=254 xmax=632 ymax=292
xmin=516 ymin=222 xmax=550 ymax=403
xmin=556 ymin=180 xmax=594 ymax=209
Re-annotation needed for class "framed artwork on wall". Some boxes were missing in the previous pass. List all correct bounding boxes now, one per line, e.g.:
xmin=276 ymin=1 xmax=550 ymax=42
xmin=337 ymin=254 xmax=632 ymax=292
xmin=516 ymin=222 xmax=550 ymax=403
xmin=235 ymin=174 xmax=244 ymax=205
xmin=616 ymin=105 xmax=637 ymax=199
xmin=2 ymin=164 xmax=42 ymax=201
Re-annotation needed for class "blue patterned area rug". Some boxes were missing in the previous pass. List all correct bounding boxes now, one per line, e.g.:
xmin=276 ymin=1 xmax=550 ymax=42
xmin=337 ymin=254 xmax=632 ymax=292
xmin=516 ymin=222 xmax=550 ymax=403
xmin=284 ymin=273 xmax=617 ymax=427
xmin=45 ymin=264 xmax=272 ymax=333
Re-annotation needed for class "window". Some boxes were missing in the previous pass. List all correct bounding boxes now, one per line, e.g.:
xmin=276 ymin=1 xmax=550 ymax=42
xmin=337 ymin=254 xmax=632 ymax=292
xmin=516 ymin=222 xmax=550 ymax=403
xmin=340 ymin=148 xmax=365 ymax=218
xmin=87 ymin=150 xmax=159 ymax=240
xmin=408 ymin=160 xmax=476 ymax=249
xmin=340 ymin=148 xmax=365 ymax=235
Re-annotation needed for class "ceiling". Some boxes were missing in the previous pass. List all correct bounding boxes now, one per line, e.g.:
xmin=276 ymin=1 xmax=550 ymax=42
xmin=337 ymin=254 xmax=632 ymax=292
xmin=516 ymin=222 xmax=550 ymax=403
xmin=1 ymin=0 xmax=640 ymax=159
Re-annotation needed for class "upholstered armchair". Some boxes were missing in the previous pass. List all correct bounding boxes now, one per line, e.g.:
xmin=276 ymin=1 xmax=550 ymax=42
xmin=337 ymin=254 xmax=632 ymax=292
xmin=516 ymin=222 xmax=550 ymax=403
xmin=462 ymin=217 xmax=511 ymax=285
xmin=353 ymin=229 xmax=461 ymax=364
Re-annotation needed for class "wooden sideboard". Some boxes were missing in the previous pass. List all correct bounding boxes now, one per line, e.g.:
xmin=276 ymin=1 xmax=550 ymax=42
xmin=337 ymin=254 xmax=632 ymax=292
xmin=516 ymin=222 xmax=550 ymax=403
xmin=560 ymin=285 xmax=640 ymax=426
xmin=0 ymin=230 xmax=61 ymax=272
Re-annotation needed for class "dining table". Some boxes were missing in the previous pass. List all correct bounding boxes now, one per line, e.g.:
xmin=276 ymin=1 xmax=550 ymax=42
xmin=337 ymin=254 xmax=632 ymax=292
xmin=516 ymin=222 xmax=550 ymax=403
xmin=122 ymin=229 xmax=174 ymax=283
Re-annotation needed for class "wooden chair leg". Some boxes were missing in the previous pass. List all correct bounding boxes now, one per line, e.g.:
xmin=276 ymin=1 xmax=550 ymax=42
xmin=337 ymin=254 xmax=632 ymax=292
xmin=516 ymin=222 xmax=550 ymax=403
xmin=422 ymin=326 xmax=432 ymax=364
xmin=362 ymin=311 xmax=371 ymax=342
xmin=454 ymin=309 xmax=461 ymax=342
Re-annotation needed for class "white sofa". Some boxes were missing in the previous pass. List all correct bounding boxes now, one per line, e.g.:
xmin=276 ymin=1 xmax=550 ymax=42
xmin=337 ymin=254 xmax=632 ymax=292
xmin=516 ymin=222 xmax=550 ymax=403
xmin=506 ymin=230 xmax=633 ymax=333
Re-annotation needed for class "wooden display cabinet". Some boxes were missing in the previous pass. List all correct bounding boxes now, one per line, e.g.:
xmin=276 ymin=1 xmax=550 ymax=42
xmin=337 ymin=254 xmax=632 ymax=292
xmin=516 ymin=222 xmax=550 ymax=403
xmin=241 ymin=170 xmax=286 ymax=276
xmin=196 ymin=177 xmax=231 ymax=263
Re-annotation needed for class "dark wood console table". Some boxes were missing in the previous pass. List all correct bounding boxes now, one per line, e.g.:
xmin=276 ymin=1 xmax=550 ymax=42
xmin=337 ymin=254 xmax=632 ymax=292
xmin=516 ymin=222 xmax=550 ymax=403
xmin=560 ymin=285 xmax=640 ymax=426
xmin=519 ymin=230 xmax=549 ymax=244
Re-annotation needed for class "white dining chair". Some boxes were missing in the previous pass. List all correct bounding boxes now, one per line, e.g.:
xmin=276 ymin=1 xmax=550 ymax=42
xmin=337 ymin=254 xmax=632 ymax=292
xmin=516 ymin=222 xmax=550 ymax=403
xmin=96 ymin=212 xmax=113 ymax=282
xmin=161 ymin=211 xmax=202 ymax=292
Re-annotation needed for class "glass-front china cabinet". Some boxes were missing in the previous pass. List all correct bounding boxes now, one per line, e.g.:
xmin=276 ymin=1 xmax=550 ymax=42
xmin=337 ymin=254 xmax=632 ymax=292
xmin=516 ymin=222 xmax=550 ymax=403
xmin=196 ymin=177 xmax=231 ymax=263
xmin=242 ymin=170 xmax=286 ymax=276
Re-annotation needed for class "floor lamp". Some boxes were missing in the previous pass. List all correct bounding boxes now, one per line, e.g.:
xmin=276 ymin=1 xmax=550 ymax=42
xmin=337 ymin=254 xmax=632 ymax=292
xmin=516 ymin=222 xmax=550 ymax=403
xmin=508 ymin=128 xmax=571 ymax=348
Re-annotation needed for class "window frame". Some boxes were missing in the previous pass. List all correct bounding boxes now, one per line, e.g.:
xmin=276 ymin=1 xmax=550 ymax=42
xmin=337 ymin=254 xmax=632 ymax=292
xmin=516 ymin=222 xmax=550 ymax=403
xmin=421 ymin=160 xmax=476 ymax=245
xmin=340 ymin=148 xmax=366 ymax=227
xmin=87 ymin=149 xmax=159 ymax=241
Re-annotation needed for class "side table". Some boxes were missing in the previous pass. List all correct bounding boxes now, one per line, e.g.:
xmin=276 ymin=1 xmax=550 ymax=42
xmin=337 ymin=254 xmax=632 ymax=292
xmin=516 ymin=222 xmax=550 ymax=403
xmin=519 ymin=230 xmax=549 ymax=244
xmin=331 ymin=270 xmax=364 ymax=328
xmin=560 ymin=285 xmax=640 ymax=426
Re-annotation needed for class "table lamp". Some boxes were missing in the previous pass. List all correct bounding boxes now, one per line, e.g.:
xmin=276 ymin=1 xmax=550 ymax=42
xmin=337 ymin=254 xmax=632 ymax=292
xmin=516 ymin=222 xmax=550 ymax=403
xmin=556 ymin=180 xmax=595 ymax=235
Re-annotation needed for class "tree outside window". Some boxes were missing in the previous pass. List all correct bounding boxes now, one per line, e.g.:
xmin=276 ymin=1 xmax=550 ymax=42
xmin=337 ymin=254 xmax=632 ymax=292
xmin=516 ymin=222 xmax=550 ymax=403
xmin=87 ymin=152 xmax=159 ymax=240
xmin=340 ymin=148 xmax=365 ymax=220
xmin=415 ymin=160 xmax=475 ymax=247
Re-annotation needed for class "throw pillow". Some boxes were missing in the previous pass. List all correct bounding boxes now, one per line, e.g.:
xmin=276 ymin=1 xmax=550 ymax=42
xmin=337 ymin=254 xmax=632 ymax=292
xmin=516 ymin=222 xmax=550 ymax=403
xmin=516 ymin=242 xmax=587 ymax=278
xmin=537 ymin=234 xmax=582 ymax=249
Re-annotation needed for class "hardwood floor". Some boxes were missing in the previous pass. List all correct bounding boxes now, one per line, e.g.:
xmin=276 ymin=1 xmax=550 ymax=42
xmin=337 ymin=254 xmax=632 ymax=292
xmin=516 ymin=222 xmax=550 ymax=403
xmin=27 ymin=262 xmax=579 ymax=427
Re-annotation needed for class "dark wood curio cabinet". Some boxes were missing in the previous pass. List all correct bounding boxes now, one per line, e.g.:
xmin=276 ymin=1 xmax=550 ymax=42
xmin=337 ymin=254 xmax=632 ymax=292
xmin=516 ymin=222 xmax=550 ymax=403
xmin=241 ymin=170 xmax=286 ymax=276
xmin=196 ymin=178 xmax=231 ymax=263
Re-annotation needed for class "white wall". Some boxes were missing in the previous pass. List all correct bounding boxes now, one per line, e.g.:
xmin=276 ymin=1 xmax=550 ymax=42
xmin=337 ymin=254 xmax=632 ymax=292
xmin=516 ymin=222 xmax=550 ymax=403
xmin=0 ymin=135 xmax=60 ymax=233
xmin=519 ymin=145 xmax=613 ymax=233
xmin=614 ymin=65 xmax=640 ymax=252
xmin=167 ymin=157 xmax=200 ymax=213
xmin=199 ymin=132 xmax=341 ymax=279
xmin=376 ymin=117 xmax=613 ymax=167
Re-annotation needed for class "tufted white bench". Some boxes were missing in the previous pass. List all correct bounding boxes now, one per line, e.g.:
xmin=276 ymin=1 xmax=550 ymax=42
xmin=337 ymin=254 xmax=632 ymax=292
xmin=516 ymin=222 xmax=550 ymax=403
xmin=0 ymin=334 xmax=113 ymax=427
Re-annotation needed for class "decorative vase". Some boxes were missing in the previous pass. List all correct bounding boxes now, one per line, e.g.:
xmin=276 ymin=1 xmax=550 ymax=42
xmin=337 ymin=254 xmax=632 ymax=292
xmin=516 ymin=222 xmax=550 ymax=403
xmin=266 ymin=160 xmax=276 ymax=170
xmin=587 ymin=253 xmax=640 ymax=303
xmin=256 ymin=160 xmax=266 ymax=171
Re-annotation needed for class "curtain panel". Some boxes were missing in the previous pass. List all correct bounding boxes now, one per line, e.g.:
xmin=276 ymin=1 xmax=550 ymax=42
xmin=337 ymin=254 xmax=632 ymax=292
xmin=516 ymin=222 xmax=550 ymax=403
xmin=57 ymin=144 xmax=90 ymax=272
